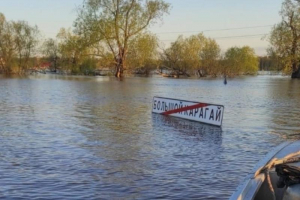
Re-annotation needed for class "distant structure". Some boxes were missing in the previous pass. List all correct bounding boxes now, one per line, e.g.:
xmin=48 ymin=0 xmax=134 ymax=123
xmin=29 ymin=62 xmax=51 ymax=74
xmin=224 ymin=76 xmax=227 ymax=85
xmin=40 ymin=62 xmax=51 ymax=71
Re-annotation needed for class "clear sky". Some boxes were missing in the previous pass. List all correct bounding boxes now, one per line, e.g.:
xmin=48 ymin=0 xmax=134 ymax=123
xmin=0 ymin=0 xmax=284 ymax=55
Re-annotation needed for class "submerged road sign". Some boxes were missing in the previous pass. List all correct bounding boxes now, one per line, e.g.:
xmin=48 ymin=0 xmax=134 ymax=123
xmin=152 ymin=96 xmax=224 ymax=126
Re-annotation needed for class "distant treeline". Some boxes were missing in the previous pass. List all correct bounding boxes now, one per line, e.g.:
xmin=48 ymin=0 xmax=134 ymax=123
xmin=160 ymin=34 xmax=258 ymax=78
xmin=0 ymin=11 xmax=260 ymax=78
xmin=2 ymin=0 xmax=300 ymax=78
xmin=0 ymin=0 xmax=262 ymax=78
xmin=258 ymin=56 xmax=283 ymax=72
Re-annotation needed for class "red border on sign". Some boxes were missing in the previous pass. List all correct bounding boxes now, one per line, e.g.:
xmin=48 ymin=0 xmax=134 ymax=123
xmin=162 ymin=103 xmax=208 ymax=115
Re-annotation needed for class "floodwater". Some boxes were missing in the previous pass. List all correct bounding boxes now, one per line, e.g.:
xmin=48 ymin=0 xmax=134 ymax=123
xmin=0 ymin=74 xmax=299 ymax=199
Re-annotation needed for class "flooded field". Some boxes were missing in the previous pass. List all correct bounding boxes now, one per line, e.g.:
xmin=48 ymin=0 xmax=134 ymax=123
xmin=0 ymin=75 xmax=299 ymax=199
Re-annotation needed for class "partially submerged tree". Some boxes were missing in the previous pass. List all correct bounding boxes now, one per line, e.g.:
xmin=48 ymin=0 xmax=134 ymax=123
xmin=200 ymin=38 xmax=221 ymax=77
xmin=161 ymin=36 xmax=190 ymax=77
xmin=0 ymin=13 xmax=39 ymax=74
xmin=183 ymin=34 xmax=206 ymax=77
xmin=57 ymin=28 xmax=92 ymax=74
xmin=161 ymin=34 xmax=221 ymax=77
xmin=0 ymin=13 xmax=16 ymax=73
xmin=185 ymin=34 xmax=221 ymax=77
xmin=126 ymin=33 xmax=159 ymax=75
xmin=269 ymin=0 xmax=300 ymax=78
xmin=42 ymin=38 xmax=60 ymax=72
xmin=75 ymin=0 xmax=170 ymax=78
xmin=223 ymin=46 xmax=258 ymax=77
xmin=12 ymin=21 xmax=39 ymax=73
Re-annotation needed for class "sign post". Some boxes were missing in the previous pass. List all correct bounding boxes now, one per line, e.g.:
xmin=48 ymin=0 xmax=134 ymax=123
xmin=152 ymin=96 xmax=224 ymax=126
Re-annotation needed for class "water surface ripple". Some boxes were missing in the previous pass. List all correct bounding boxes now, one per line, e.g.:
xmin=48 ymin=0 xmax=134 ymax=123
xmin=0 ymin=75 xmax=299 ymax=199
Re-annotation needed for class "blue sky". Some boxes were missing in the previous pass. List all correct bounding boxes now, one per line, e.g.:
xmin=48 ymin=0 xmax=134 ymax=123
xmin=0 ymin=0 xmax=284 ymax=55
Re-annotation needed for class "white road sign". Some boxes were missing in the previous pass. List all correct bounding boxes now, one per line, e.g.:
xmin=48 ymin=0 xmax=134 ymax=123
xmin=152 ymin=96 xmax=224 ymax=126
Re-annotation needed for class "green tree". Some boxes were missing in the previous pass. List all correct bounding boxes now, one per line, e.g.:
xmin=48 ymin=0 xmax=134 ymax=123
xmin=80 ymin=58 xmax=98 ymax=75
xmin=161 ymin=34 xmax=221 ymax=77
xmin=0 ymin=13 xmax=16 ymax=73
xmin=12 ymin=21 xmax=40 ymax=73
xmin=57 ymin=28 xmax=92 ymax=74
xmin=223 ymin=46 xmax=258 ymax=77
xmin=127 ymin=32 xmax=159 ymax=75
xmin=0 ymin=13 xmax=39 ymax=74
xmin=269 ymin=0 xmax=300 ymax=78
xmin=75 ymin=0 xmax=170 ymax=78
xmin=184 ymin=34 xmax=206 ymax=77
xmin=42 ymin=38 xmax=59 ymax=72
xmin=161 ymin=36 xmax=190 ymax=77
xmin=200 ymin=38 xmax=221 ymax=77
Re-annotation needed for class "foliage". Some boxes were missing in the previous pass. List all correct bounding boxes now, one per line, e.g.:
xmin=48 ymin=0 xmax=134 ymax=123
xmin=42 ymin=38 xmax=60 ymax=72
xmin=182 ymin=34 xmax=206 ymax=77
xmin=74 ymin=0 xmax=170 ymax=77
xmin=12 ymin=21 xmax=40 ymax=73
xmin=223 ymin=46 xmax=258 ymax=76
xmin=161 ymin=34 xmax=221 ymax=77
xmin=268 ymin=0 xmax=300 ymax=78
xmin=0 ymin=13 xmax=39 ymax=74
xmin=57 ymin=28 xmax=92 ymax=74
xmin=161 ymin=36 xmax=188 ymax=76
xmin=200 ymin=38 xmax=221 ymax=77
xmin=126 ymin=33 xmax=159 ymax=74
xmin=79 ymin=58 xmax=98 ymax=75
xmin=259 ymin=56 xmax=283 ymax=71
xmin=0 ymin=13 xmax=15 ymax=73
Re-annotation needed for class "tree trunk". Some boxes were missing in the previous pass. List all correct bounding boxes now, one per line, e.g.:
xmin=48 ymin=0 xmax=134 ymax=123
xmin=145 ymin=68 xmax=149 ymax=76
xmin=115 ymin=49 xmax=126 ymax=78
xmin=291 ymin=65 xmax=300 ymax=78
xmin=115 ymin=62 xmax=124 ymax=78
xmin=54 ymin=57 xmax=57 ymax=73
xmin=197 ymin=70 xmax=205 ymax=77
